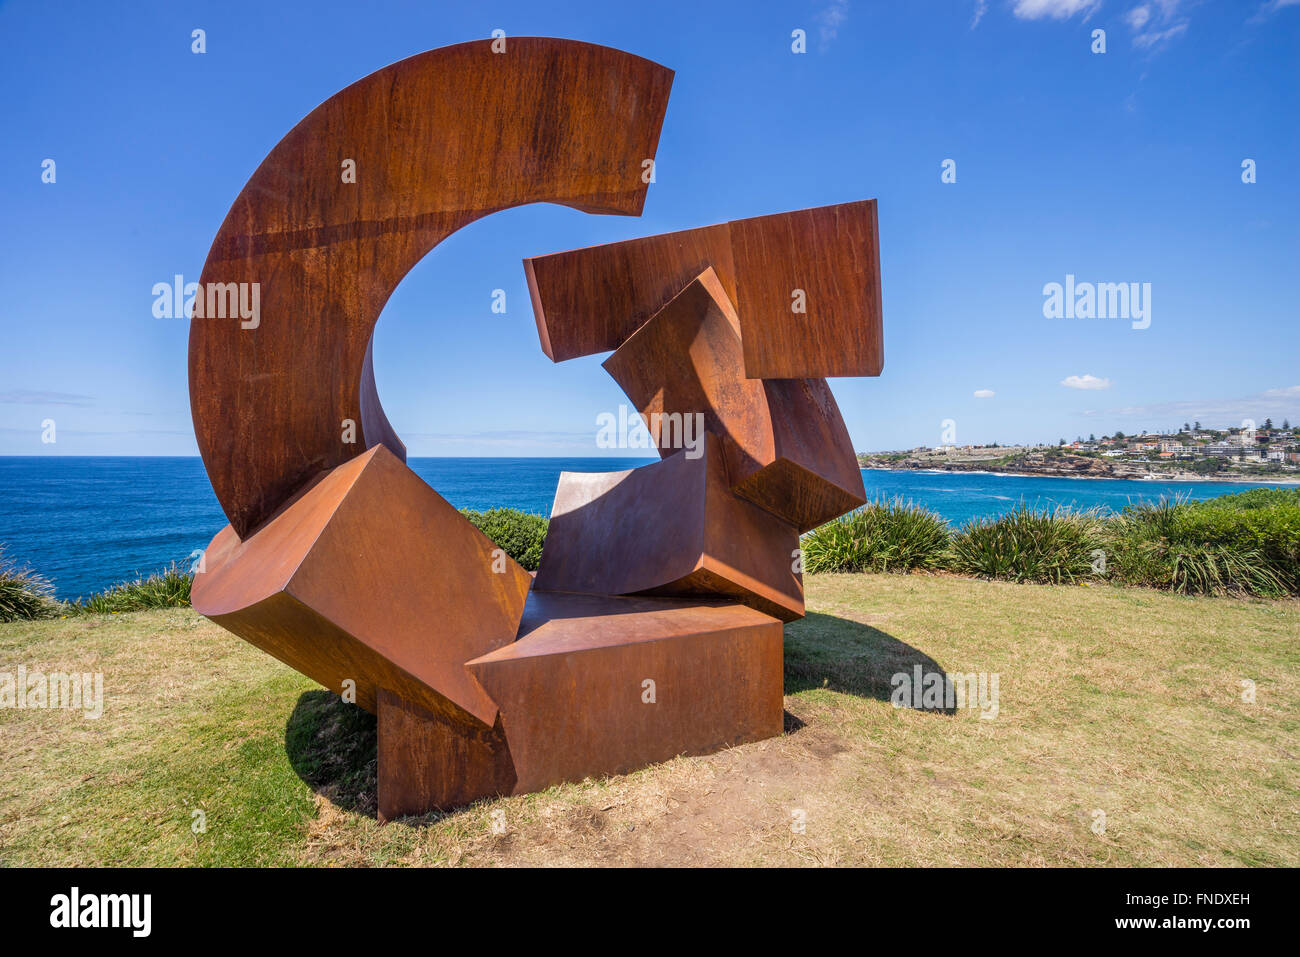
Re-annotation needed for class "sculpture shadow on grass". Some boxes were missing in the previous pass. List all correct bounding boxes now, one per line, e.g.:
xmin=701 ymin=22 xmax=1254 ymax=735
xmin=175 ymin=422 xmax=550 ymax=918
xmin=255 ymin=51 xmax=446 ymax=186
xmin=285 ymin=688 xmax=818 ymax=818
xmin=286 ymin=690 xmax=379 ymax=818
xmin=784 ymin=611 xmax=956 ymax=715
xmin=283 ymin=610 xmax=953 ymax=816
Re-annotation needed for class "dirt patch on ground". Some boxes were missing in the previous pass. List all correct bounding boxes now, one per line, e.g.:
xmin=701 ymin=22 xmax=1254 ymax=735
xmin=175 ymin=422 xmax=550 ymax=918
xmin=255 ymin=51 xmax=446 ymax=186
xmin=416 ymin=702 xmax=861 ymax=867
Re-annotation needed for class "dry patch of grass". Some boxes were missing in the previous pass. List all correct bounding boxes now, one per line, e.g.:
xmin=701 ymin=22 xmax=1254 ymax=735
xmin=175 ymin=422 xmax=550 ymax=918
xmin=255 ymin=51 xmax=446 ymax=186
xmin=1 ymin=576 xmax=1296 ymax=866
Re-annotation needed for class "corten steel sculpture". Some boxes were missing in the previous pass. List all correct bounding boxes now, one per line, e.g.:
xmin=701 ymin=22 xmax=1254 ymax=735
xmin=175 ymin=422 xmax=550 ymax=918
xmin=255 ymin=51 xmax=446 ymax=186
xmin=188 ymin=38 xmax=884 ymax=820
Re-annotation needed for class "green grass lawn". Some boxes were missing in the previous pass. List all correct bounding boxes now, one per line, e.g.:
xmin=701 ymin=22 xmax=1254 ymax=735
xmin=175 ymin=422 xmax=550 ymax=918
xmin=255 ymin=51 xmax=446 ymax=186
xmin=1 ymin=574 xmax=1296 ymax=866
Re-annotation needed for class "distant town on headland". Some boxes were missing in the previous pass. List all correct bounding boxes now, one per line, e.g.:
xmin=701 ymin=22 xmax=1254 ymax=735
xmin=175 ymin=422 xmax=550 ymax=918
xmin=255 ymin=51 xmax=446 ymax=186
xmin=860 ymin=421 xmax=1300 ymax=483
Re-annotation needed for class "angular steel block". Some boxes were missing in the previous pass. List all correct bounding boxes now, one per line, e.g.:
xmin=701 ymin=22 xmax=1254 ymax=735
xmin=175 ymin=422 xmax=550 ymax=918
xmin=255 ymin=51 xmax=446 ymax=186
xmin=533 ymin=434 xmax=804 ymax=621
xmin=467 ymin=591 xmax=785 ymax=795
xmin=376 ymin=690 xmax=516 ymax=821
xmin=603 ymin=268 xmax=866 ymax=531
xmin=192 ymin=445 xmax=533 ymax=727
xmin=375 ymin=592 xmax=784 ymax=817
xmin=525 ymin=200 xmax=882 ymax=378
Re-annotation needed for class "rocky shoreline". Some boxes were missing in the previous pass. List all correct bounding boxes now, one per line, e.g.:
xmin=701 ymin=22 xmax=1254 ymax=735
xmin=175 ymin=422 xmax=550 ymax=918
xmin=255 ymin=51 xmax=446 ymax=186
xmin=857 ymin=457 xmax=1300 ymax=485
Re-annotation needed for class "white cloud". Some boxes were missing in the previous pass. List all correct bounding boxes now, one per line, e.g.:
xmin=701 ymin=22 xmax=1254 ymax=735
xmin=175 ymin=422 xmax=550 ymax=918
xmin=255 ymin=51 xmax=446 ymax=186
xmin=1090 ymin=386 xmax=1300 ymax=427
xmin=1126 ymin=0 xmax=1190 ymax=49
xmin=816 ymin=0 xmax=850 ymax=49
xmin=1133 ymin=22 xmax=1188 ymax=47
xmin=1061 ymin=375 xmax=1112 ymax=390
xmin=1125 ymin=4 xmax=1152 ymax=29
xmin=974 ymin=389 xmax=996 ymax=398
xmin=1249 ymin=0 xmax=1300 ymax=23
xmin=1012 ymin=0 xmax=1101 ymax=20
xmin=971 ymin=0 xmax=988 ymax=28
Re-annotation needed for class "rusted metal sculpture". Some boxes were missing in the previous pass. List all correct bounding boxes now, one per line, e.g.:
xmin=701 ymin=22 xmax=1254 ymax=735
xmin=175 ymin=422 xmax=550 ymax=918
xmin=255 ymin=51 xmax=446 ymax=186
xmin=189 ymin=38 xmax=883 ymax=820
xmin=533 ymin=434 xmax=806 ymax=621
xmin=599 ymin=266 xmax=867 ymax=532
xmin=525 ymin=200 xmax=883 ymax=377
xmin=189 ymin=39 xmax=673 ymax=538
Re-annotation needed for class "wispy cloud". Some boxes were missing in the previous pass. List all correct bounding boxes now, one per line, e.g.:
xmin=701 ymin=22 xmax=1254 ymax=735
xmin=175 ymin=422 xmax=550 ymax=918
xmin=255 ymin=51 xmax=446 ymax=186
xmin=1084 ymin=386 xmax=1300 ymax=427
xmin=1248 ymin=0 xmax=1300 ymax=23
xmin=1012 ymin=0 xmax=1102 ymax=20
xmin=1132 ymin=22 xmax=1188 ymax=48
xmin=1010 ymin=0 xmax=1188 ymax=50
xmin=816 ymin=0 xmax=850 ymax=50
xmin=1125 ymin=0 xmax=1190 ymax=50
xmin=1061 ymin=374 xmax=1112 ymax=390
xmin=974 ymin=388 xmax=996 ymax=398
xmin=971 ymin=0 xmax=989 ymax=29
xmin=1125 ymin=5 xmax=1152 ymax=29
xmin=0 ymin=389 xmax=95 ymax=407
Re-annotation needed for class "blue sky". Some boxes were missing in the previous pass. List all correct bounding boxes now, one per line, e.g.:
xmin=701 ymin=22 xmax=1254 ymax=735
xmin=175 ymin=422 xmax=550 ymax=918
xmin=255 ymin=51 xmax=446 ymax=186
xmin=2 ymin=0 xmax=1297 ymax=456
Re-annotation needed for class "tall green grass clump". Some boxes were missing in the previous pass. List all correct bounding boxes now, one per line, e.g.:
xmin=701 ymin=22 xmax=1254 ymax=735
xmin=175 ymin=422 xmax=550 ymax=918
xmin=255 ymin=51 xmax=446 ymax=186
xmin=950 ymin=505 xmax=1105 ymax=584
xmin=459 ymin=508 xmax=548 ymax=571
xmin=74 ymin=563 xmax=194 ymax=614
xmin=0 ymin=545 xmax=61 ymax=622
xmin=801 ymin=497 xmax=951 ymax=573
xmin=1104 ymin=492 xmax=1299 ymax=597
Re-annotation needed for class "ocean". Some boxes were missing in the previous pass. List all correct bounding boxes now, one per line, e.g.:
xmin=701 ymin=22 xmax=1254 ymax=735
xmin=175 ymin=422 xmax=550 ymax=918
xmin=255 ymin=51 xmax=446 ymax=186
xmin=0 ymin=456 xmax=1293 ymax=600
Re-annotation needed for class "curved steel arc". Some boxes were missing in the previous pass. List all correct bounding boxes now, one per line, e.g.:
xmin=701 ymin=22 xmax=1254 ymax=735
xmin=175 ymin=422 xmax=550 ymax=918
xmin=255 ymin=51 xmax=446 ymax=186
xmin=189 ymin=38 xmax=673 ymax=537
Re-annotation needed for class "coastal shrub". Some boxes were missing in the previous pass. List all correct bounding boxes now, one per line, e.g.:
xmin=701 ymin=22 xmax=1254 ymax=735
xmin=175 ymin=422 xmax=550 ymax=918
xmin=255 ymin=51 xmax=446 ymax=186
xmin=1116 ymin=540 xmax=1285 ymax=597
xmin=459 ymin=508 xmax=548 ymax=571
xmin=1103 ymin=493 xmax=1300 ymax=596
xmin=1190 ymin=486 xmax=1300 ymax=512
xmin=0 ymin=545 xmax=61 ymax=622
xmin=802 ymin=489 xmax=1299 ymax=597
xmin=74 ymin=563 xmax=194 ymax=614
xmin=949 ymin=505 xmax=1105 ymax=584
xmin=801 ymin=497 xmax=951 ymax=573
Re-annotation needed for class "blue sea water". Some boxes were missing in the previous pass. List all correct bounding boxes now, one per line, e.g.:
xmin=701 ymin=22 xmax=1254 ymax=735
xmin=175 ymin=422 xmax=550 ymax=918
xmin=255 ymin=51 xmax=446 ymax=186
xmin=0 ymin=456 xmax=1293 ymax=600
